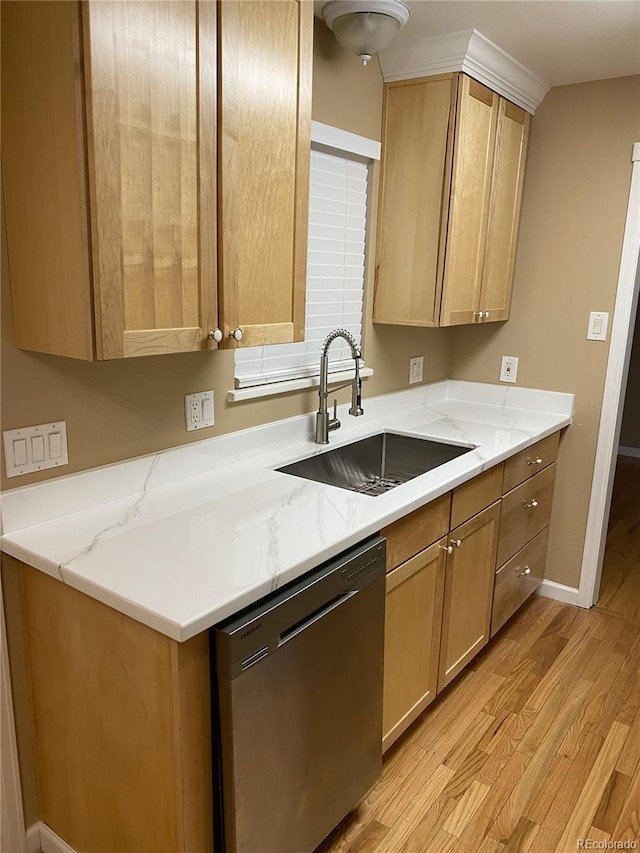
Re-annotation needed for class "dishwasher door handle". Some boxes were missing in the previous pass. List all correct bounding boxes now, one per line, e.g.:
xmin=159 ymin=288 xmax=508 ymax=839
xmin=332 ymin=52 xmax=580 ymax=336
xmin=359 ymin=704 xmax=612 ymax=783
xmin=278 ymin=590 xmax=358 ymax=647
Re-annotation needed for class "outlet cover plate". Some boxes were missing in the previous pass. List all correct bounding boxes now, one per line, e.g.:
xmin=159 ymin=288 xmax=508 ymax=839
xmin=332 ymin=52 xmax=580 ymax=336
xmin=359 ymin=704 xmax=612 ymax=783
xmin=185 ymin=391 xmax=214 ymax=432
xmin=409 ymin=356 xmax=424 ymax=385
xmin=3 ymin=421 xmax=69 ymax=478
xmin=500 ymin=355 xmax=518 ymax=383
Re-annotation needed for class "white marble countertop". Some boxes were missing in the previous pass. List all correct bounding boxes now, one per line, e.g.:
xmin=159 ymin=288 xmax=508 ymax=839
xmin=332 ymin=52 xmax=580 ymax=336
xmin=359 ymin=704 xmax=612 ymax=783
xmin=0 ymin=380 xmax=574 ymax=641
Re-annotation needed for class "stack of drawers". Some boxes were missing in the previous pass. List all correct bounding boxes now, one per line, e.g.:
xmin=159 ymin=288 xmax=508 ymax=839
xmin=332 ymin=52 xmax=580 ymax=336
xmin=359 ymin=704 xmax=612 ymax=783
xmin=491 ymin=432 xmax=560 ymax=636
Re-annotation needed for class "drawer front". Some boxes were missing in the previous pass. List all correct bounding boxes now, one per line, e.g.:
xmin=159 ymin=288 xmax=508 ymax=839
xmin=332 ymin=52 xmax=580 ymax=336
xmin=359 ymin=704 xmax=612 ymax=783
xmin=491 ymin=527 xmax=549 ymax=636
xmin=382 ymin=492 xmax=451 ymax=571
xmin=451 ymin=464 xmax=504 ymax=529
xmin=502 ymin=432 xmax=559 ymax=494
xmin=497 ymin=463 xmax=555 ymax=566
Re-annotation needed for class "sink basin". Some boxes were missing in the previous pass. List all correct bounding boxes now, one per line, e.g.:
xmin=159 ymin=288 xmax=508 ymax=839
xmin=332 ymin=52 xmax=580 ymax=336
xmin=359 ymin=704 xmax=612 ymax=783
xmin=276 ymin=432 xmax=474 ymax=496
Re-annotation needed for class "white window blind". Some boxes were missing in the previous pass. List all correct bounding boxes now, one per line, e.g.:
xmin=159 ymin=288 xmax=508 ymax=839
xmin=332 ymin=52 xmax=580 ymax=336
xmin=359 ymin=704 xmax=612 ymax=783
xmin=234 ymin=144 xmax=369 ymax=388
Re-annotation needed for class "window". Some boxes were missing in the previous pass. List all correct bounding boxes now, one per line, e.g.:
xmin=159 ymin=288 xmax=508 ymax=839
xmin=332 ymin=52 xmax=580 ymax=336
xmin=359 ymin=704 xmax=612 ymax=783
xmin=233 ymin=123 xmax=380 ymax=399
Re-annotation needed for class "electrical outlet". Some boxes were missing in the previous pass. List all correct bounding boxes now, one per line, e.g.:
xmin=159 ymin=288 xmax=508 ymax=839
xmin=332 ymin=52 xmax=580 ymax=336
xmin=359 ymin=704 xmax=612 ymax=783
xmin=409 ymin=356 xmax=424 ymax=385
xmin=185 ymin=391 xmax=214 ymax=431
xmin=500 ymin=356 xmax=518 ymax=383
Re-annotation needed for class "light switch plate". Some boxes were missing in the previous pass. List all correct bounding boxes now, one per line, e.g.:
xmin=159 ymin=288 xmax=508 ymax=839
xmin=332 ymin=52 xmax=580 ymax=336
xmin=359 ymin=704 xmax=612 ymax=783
xmin=185 ymin=391 xmax=214 ymax=431
xmin=587 ymin=311 xmax=609 ymax=341
xmin=3 ymin=421 xmax=69 ymax=478
xmin=409 ymin=356 xmax=424 ymax=385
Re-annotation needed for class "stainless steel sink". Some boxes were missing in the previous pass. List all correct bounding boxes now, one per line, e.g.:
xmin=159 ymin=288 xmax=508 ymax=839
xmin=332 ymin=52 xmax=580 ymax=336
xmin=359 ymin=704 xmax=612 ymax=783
xmin=276 ymin=432 xmax=474 ymax=496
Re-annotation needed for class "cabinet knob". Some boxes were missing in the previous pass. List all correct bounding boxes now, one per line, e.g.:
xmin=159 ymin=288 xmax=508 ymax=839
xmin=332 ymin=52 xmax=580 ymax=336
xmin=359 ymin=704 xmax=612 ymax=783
xmin=483 ymin=311 xmax=490 ymax=319
xmin=450 ymin=538 xmax=462 ymax=549
xmin=229 ymin=328 xmax=244 ymax=342
xmin=523 ymin=498 xmax=539 ymax=509
xmin=441 ymin=544 xmax=454 ymax=555
xmin=208 ymin=329 xmax=223 ymax=343
xmin=516 ymin=566 xmax=532 ymax=577
xmin=527 ymin=457 xmax=543 ymax=466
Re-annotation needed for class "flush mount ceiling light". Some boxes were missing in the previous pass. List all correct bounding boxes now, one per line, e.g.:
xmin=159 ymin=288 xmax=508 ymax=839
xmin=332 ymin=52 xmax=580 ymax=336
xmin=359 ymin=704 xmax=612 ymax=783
xmin=322 ymin=0 xmax=410 ymax=66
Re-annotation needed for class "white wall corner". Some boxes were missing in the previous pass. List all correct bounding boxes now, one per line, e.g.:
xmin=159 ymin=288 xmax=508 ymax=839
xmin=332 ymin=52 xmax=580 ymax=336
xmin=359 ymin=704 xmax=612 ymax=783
xmin=535 ymin=579 xmax=582 ymax=607
xmin=379 ymin=28 xmax=550 ymax=114
xmin=26 ymin=822 xmax=78 ymax=853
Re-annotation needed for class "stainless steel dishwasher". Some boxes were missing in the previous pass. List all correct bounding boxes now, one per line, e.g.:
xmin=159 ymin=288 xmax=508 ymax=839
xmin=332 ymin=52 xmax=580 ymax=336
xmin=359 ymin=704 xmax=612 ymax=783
xmin=212 ymin=535 xmax=386 ymax=853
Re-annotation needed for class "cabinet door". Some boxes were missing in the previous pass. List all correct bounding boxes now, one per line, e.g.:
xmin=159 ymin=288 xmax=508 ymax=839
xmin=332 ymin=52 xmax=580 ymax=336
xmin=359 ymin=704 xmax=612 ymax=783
xmin=439 ymin=76 xmax=499 ymax=327
xmin=373 ymin=75 xmax=456 ymax=327
xmin=218 ymin=0 xmax=312 ymax=348
xmin=84 ymin=1 xmax=217 ymax=359
xmin=438 ymin=502 xmax=500 ymax=691
xmin=383 ymin=539 xmax=446 ymax=751
xmin=478 ymin=98 xmax=531 ymax=322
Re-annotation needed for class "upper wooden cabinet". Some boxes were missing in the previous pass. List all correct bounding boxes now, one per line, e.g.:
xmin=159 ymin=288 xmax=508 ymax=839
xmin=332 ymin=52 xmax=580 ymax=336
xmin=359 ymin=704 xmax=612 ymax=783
xmin=373 ymin=73 xmax=530 ymax=329
xmin=1 ymin=0 xmax=311 ymax=360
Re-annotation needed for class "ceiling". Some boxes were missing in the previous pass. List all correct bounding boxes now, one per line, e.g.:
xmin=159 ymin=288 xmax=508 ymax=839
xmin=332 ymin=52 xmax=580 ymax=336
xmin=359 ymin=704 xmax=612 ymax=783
xmin=315 ymin=1 xmax=640 ymax=87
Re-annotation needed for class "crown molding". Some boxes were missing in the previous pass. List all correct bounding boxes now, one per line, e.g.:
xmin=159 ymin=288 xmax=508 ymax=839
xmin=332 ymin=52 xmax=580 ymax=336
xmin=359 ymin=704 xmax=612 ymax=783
xmin=379 ymin=28 xmax=550 ymax=114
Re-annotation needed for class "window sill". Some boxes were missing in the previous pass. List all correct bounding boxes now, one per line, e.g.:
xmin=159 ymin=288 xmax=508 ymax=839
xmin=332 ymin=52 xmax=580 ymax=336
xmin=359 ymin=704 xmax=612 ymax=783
xmin=227 ymin=367 xmax=374 ymax=403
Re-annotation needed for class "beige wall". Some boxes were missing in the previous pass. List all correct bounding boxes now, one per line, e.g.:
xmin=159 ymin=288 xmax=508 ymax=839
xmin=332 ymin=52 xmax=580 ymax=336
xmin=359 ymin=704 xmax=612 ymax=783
xmin=620 ymin=315 xmax=640 ymax=449
xmin=450 ymin=75 xmax=640 ymax=588
xmin=0 ymin=18 xmax=451 ymax=491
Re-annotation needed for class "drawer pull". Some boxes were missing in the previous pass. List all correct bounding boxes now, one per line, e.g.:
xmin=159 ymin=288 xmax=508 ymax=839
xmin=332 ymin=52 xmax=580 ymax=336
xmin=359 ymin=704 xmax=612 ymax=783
xmin=441 ymin=544 xmax=454 ymax=555
xmin=527 ymin=457 xmax=543 ymax=466
xmin=523 ymin=499 xmax=539 ymax=509
xmin=516 ymin=566 xmax=532 ymax=578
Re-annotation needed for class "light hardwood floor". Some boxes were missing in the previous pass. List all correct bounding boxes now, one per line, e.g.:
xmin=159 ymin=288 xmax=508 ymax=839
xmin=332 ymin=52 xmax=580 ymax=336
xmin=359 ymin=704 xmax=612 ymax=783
xmin=597 ymin=455 xmax=640 ymax=623
xmin=316 ymin=596 xmax=640 ymax=852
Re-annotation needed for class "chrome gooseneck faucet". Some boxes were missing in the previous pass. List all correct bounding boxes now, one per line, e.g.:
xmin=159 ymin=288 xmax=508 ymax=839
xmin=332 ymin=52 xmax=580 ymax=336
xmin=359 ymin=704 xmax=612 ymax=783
xmin=315 ymin=329 xmax=364 ymax=444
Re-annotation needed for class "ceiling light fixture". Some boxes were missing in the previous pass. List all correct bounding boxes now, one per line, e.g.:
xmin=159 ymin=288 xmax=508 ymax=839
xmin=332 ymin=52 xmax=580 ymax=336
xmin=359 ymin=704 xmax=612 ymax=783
xmin=322 ymin=0 xmax=410 ymax=66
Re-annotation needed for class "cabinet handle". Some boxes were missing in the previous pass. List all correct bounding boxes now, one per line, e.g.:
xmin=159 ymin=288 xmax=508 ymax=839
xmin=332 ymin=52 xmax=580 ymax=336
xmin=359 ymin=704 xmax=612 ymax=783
xmin=516 ymin=566 xmax=532 ymax=578
xmin=483 ymin=311 xmax=490 ymax=319
xmin=523 ymin=498 xmax=539 ymax=509
xmin=208 ymin=329 xmax=223 ymax=343
xmin=229 ymin=328 xmax=244 ymax=342
xmin=527 ymin=457 xmax=543 ymax=466
xmin=473 ymin=311 xmax=482 ymax=320
xmin=450 ymin=538 xmax=462 ymax=549
xmin=441 ymin=544 xmax=454 ymax=555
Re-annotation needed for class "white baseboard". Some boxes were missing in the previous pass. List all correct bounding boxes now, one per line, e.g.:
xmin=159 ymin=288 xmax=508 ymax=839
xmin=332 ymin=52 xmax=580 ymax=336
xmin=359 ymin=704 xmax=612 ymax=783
xmin=618 ymin=445 xmax=640 ymax=458
xmin=536 ymin=579 xmax=582 ymax=607
xmin=26 ymin=823 xmax=77 ymax=853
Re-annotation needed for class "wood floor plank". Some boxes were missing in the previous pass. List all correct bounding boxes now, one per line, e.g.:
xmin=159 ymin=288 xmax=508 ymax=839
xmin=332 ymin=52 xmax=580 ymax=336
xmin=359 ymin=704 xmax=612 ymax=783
xmin=616 ymin=705 xmax=640 ymax=777
xmin=501 ymin=816 xmax=539 ymax=852
xmin=476 ymin=708 xmax=536 ymax=786
xmin=373 ymin=764 xmax=456 ymax=852
xmin=444 ymin=711 xmax=499 ymax=771
xmin=616 ymin=668 xmax=640 ymax=726
xmin=592 ymin=769 xmax=633 ymax=834
xmin=457 ymin=751 xmax=530 ymax=849
xmin=442 ymin=748 xmax=490 ymax=800
xmin=441 ymin=779 xmax=491 ymax=838
xmin=553 ymin=720 xmax=630 ymax=852
xmin=610 ymin=753 xmax=640 ymax=842
xmin=478 ymin=837 xmax=506 ymax=853
xmin=490 ymin=678 xmax=593 ymax=842
xmin=557 ymin=651 xmax=625 ymax=759
xmin=396 ymin=796 xmax=457 ymax=853
xmin=525 ymin=729 xmax=604 ymax=849
xmin=588 ymin=826 xmax=612 ymax=844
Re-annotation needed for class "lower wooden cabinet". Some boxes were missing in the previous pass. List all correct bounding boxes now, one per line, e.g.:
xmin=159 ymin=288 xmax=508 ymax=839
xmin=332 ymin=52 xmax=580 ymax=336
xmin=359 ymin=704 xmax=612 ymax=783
xmin=491 ymin=527 xmax=548 ymax=636
xmin=438 ymin=502 xmax=501 ymax=691
xmin=382 ymin=539 xmax=446 ymax=751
